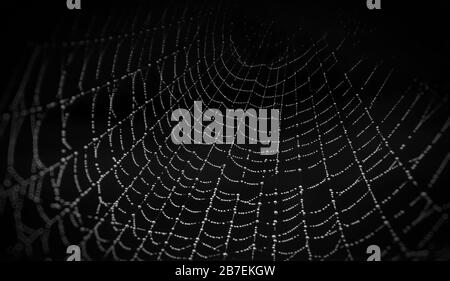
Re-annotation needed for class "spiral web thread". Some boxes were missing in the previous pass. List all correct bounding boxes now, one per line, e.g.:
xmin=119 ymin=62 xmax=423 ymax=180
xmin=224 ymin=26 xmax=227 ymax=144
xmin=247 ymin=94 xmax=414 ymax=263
xmin=0 ymin=3 xmax=449 ymax=260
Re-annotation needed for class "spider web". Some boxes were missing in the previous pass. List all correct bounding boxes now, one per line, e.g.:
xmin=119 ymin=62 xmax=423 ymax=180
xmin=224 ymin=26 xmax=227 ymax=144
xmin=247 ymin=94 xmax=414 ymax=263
xmin=0 ymin=2 xmax=449 ymax=261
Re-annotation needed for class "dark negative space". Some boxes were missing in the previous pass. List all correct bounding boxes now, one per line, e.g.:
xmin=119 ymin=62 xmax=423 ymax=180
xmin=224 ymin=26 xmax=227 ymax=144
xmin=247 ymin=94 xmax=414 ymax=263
xmin=0 ymin=0 xmax=449 ymax=260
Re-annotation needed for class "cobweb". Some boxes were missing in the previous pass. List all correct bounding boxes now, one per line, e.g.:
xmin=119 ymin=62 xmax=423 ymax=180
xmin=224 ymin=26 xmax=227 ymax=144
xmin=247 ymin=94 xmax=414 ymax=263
xmin=0 ymin=2 xmax=449 ymax=261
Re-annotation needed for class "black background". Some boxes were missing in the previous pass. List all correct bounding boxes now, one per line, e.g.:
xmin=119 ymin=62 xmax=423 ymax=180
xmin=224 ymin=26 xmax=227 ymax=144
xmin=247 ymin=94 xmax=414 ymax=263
xmin=1 ymin=0 xmax=449 ymax=90
xmin=0 ymin=0 xmax=449 ymax=262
